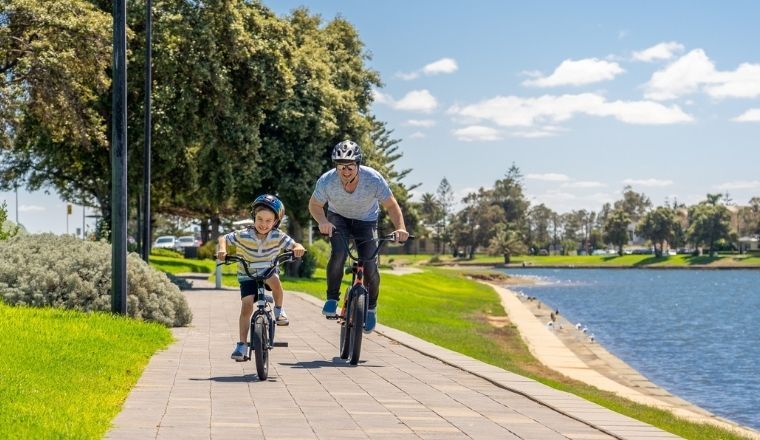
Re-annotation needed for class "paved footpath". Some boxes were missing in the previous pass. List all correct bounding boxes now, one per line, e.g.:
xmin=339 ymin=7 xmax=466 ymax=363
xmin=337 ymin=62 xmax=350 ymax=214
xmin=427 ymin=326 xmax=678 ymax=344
xmin=107 ymin=280 xmax=679 ymax=440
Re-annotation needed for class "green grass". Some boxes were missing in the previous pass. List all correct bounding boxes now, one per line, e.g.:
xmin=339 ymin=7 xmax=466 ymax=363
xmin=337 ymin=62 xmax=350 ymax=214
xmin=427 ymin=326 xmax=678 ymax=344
xmin=152 ymin=257 xmax=749 ymax=439
xmin=0 ymin=303 xmax=173 ymax=439
xmin=148 ymin=255 xmax=216 ymax=274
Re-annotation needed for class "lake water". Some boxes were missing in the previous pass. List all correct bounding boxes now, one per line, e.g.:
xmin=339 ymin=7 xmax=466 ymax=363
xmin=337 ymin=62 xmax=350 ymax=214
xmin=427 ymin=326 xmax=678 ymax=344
xmin=499 ymin=268 xmax=760 ymax=431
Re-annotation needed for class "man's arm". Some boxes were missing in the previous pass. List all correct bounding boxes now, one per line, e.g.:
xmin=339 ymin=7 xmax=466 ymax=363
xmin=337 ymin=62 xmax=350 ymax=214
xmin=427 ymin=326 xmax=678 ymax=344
xmin=381 ymin=195 xmax=409 ymax=242
xmin=309 ymin=195 xmax=335 ymax=236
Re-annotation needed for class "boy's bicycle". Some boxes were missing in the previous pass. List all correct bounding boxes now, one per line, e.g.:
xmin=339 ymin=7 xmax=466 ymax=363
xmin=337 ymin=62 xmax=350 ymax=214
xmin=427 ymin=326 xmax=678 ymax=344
xmin=327 ymin=231 xmax=413 ymax=365
xmin=217 ymin=251 xmax=296 ymax=380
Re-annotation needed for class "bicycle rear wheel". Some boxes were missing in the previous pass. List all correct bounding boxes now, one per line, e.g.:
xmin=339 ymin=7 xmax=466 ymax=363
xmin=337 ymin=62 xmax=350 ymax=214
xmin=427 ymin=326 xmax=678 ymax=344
xmin=348 ymin=289 xmax=366 ymax=365
xmin=251 ymin=314 xmax=269 ymax=380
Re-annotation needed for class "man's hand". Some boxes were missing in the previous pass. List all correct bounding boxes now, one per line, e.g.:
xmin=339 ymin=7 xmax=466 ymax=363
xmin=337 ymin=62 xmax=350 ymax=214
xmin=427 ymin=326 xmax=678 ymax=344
xmin=318 ymin=222 xmax=336 ymax=237
xmin=393 ymin=229 xmax=410 ymax=243
xmin=216 ymin=250 xmax=226 ymax=261
xmin=292 ymin=243 xmax=306 ymax=257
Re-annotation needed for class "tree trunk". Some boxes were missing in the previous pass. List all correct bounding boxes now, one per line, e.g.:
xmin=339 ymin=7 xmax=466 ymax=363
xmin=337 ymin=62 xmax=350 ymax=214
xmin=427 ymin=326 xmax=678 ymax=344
xmin=503 ymin=253 xmax=511 ymax=264
xmin=211 ymin=214 xmax=221 ymax=240
xmin=200 ymin=218 xmax=209 ymax=244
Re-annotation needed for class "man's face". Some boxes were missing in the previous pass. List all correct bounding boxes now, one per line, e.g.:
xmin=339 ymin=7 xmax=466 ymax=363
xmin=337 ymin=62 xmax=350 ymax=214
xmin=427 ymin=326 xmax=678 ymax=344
xmin=335 ymin=161 xmax=358 ymax=180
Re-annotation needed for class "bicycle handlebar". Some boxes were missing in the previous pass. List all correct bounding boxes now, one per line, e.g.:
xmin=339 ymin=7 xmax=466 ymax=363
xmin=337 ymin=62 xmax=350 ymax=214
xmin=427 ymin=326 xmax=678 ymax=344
xmin=216 ymin=251 xmax=298 ymax=280
xmin=329 ymin=230 xmax=415 ymax=263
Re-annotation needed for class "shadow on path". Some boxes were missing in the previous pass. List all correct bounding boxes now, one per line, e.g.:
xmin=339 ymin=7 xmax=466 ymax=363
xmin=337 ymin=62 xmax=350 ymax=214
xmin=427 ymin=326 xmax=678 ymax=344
xmin=279 ymin=358 xmax=383 ymax=369
xmin=189 ymin=375 xmax=276 ymax=383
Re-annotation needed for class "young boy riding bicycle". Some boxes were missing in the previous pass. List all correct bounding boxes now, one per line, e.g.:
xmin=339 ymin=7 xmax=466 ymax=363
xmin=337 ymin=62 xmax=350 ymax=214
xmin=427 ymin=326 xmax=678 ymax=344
xmin=217 ymin=194 xmax=306 ymax=361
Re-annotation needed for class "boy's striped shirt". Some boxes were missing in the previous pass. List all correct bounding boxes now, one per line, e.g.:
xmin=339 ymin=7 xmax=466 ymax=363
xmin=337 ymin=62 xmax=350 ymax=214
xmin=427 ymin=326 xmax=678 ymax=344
xmin=224 ymin=228 xmax=295 ymax=280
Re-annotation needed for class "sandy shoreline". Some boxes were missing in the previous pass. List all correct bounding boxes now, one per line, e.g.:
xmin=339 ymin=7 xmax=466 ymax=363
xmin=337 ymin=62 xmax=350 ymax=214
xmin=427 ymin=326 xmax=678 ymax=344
xmin=486 ymin=281 xmax=760 ymax=439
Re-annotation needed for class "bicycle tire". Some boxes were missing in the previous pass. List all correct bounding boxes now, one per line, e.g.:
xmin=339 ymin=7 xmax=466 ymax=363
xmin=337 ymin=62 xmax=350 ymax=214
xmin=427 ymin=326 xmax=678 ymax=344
xmin=252 ymin=314 xmax=269 ymax=380
xmin=339 ymin=291 xmax=352 ymax=360
xmin=349 ymin=289 xmax=366 ymax=365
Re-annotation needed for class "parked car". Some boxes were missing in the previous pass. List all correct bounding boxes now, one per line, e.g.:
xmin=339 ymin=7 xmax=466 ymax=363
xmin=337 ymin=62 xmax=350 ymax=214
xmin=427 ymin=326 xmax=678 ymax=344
xmin=153 ymin=235 xmax=178 ymax=249
xmin=176 ymin=236 xmax=199 ymax=248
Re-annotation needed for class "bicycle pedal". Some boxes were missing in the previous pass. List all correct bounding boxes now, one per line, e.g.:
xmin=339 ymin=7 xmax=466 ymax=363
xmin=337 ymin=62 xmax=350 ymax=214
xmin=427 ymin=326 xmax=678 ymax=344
xmin=325 ymin=315 xmax=339 ymax=320
xmin=273 ymin=341 xmax=288 ymax=347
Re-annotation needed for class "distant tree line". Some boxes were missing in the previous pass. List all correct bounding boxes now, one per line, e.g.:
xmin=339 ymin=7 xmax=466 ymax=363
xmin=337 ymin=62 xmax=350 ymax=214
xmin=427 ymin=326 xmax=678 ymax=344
xmin=416 ymin=165 xmax=760 ymax=261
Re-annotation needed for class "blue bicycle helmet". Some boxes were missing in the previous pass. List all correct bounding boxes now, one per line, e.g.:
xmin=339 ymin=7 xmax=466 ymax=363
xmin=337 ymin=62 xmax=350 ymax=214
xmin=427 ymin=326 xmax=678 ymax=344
xmin=331 ymin=140 xmax=362 ymax=165
xmin=251 ymin=194 xmax=285 ymax=227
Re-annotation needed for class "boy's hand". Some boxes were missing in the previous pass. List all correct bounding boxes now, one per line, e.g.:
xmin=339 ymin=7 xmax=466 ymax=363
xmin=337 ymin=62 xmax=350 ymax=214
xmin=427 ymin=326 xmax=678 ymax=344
xmin=292 ymin=243 xmax=306 ymax=258
xmin=216 ymin=250 xmax=226 ymax=261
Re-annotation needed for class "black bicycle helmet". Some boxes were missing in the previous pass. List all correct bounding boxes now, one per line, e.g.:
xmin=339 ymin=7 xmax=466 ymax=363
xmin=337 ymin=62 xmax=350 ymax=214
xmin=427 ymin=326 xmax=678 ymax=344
xmin=250 ymin=194 xmax=285 ymax=227
xmin=331 ymin=140 xmax=362 ymax=165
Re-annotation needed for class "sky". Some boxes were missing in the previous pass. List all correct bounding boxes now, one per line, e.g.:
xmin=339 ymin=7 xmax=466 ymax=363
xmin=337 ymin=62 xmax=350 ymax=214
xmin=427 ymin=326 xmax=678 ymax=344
xmin=3 ymin=0 xmax=760 ymax=234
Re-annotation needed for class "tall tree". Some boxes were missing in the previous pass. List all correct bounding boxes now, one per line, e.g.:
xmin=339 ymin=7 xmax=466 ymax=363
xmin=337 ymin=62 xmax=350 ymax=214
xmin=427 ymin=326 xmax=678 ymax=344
xmin=637 ymin=206 xmax=677 ymax=257
xmin=687 ymin=194 xmax=731 ymax=256
xmin=604 ymin=208 xmax=631 ymax=256
xmin=614 ymin=185 xmax=651 ymax=224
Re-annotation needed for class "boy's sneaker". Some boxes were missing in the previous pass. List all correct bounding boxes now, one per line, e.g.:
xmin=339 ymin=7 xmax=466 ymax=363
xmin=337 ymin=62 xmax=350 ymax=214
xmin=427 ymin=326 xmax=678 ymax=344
xmin=363 ymin=308 xmax=377 ymax=334
xmin=230 ymin=342 xmax=247 ymax=361
xmin=274 ymin=307 xmax=289 ymax=326
xmin=322 ymin=299 xmax=338 ymax=317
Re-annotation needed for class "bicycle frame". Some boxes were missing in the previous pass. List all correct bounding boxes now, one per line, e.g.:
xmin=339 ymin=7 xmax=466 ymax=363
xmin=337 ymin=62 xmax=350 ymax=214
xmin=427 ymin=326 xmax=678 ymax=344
xmin=217 ymin=251 xmax=295 ymax=379
xmin=330 ymin=230 xmax=413 ymax=364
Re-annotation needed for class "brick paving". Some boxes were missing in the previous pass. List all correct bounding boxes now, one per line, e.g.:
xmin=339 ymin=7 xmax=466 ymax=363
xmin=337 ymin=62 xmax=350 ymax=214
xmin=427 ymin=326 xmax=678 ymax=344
xmin=107 ymin=281 xmax=679 ymax=439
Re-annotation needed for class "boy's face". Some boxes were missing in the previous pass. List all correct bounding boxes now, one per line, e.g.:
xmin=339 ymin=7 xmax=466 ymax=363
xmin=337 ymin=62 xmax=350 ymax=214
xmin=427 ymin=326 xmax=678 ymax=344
xmin=254 ymin=209 xmax=276 ymax=235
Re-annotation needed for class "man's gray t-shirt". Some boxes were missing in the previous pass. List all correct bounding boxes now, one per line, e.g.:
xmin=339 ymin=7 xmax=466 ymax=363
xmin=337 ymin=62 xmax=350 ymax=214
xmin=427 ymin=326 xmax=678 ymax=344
xmin=312 ymin=166 xmax=393 ymax=221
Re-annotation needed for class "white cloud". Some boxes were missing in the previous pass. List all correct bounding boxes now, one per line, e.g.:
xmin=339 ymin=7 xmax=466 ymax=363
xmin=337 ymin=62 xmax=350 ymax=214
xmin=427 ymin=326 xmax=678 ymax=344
xmin=632 ymin=42 xmax=684 ymax=62
xmin=452 ymin=125 xmax=502 ymax=142
xmin=397 ymin=57 xmax=458 ymax=80
xmin=423 ymin=58 xmax=458 ymax=75
xmin=448 ymin=93 xmax=693 ymax=128
xmin=523 ymin=58 xmax=624 ymax=87
xmin=409 ymin=131 xmax=426 ymax=139
xmin=562 ymin=181 xmax=607 ymax=188
xmin=375 ymin=89 xmax=438 ymax=113
xmin=644 ymin=49 xmax=760 ymax=100
xmin=622 ymin=178 xmax=674 ymax=187
xmin=511 ymin=130 xmax=557 ymax=138
xmin=644 ymin=49 xmax=717 ymax=100
xmin=372 ymin=89 xmax=393 ymax=104
xmin=526 ymin=173 xmax=570 ymax=182
xmin=716 ymin=180 xmax=760 ymax=190
xmin=394 ymin=90 xmax=438 ymax=112
xmin=19 ymin=204 xmax=45 ymax=213
xmin=406 ymin=119 xmax=436 ymax=127
xmin=733 ymin=109 xmax=760 ymax=122
xmin=706 ymin=63 xmax=760 ymax=98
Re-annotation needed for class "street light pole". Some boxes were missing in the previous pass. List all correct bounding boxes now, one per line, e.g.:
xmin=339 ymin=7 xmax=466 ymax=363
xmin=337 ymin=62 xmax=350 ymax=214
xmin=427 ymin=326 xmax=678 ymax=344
xmin=111 ymin=0 xmax=128 ymax=315
xmin=14 ymin=183 xmax=18 ymax=224
xmin=142 ymin=0 xmax=152 ymax=262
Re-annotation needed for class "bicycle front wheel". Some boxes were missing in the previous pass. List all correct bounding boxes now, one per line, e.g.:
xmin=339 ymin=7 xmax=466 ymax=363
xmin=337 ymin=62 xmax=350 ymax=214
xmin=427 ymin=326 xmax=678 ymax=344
xmin=348 ymin=289 xmax=366 ymax=365
xmin=251 ymin=314 xmax=269 ymax=380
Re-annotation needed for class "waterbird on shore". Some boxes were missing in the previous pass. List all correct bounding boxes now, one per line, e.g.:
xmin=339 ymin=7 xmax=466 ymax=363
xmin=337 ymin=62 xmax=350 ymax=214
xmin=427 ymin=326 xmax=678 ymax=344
xmin=576 ymin=323 xmax=582 ymax=330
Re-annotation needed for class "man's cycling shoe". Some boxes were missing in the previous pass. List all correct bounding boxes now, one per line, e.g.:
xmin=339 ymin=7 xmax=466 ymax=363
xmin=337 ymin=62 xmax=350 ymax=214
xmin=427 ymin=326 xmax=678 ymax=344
xmin=230 ymin=342 xmax=247 ymax=361
xmin=363 ymin=308 xmax=377 ymax=334
xmin=322 ymin=299 xmax=338 ymax=317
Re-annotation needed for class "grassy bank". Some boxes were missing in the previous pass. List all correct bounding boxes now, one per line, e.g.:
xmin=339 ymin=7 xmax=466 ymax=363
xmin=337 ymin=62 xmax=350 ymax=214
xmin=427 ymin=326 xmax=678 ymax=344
xmin=0 ymin=304 xmax=172 ymax=439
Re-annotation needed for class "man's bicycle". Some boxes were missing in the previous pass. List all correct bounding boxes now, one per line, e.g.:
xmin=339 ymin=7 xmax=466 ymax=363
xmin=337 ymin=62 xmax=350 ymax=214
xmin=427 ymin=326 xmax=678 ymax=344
xmin=217 ymin=251 xmax=297 ymax=380
xmin=328 ymin=231 xmax=413 ymax=365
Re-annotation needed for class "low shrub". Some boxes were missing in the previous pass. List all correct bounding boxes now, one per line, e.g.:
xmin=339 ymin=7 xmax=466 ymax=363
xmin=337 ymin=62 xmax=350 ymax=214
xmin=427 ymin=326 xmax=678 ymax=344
xmin=307 ymin=239 xmax=331 ymax=269
xmin=151 ymin=247 xmax=183 ymax=258
xmin=0 ymin=234 xmax=192 ymax=326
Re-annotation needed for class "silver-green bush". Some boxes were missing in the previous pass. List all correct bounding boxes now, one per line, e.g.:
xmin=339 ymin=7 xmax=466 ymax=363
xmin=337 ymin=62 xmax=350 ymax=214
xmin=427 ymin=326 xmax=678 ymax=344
xmin=0 ymin=234 xmax=192 ymax=326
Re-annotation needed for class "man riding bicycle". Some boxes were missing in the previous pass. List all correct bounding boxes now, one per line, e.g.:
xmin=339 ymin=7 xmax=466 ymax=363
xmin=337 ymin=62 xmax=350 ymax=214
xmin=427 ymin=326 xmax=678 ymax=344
xmin=308 ymin=140 xmax=409 ymax=333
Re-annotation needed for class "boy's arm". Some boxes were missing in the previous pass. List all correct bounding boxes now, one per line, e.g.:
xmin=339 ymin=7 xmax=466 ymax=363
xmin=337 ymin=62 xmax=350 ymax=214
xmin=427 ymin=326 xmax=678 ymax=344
xmin=216 ymin=234 xmax=228 ymax=261
xmin=290 ymin=241 xmax=306 ymax=257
